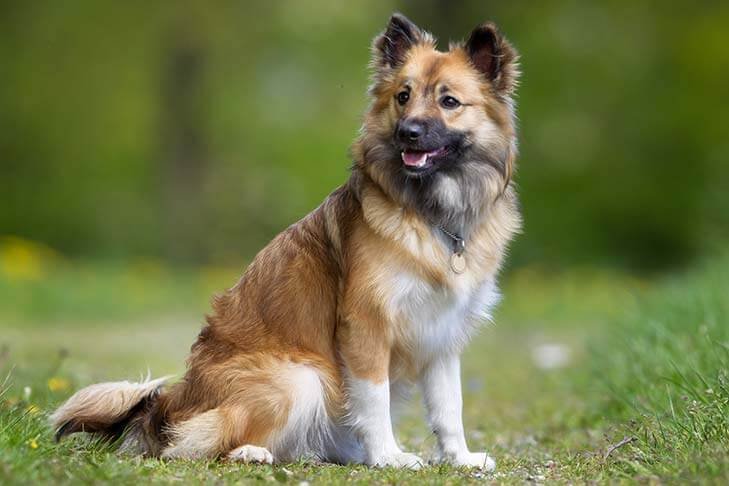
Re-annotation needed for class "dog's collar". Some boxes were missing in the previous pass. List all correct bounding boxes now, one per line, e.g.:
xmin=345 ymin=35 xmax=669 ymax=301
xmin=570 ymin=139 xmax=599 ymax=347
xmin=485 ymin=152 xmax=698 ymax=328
xmin=437 ymin=225 xmax=465 ymax=254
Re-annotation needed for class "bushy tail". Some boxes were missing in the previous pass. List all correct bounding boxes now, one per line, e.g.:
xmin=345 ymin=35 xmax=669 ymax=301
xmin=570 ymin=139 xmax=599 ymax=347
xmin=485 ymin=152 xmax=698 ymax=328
xmin=50 ymin=375 xmax=170 ymax=454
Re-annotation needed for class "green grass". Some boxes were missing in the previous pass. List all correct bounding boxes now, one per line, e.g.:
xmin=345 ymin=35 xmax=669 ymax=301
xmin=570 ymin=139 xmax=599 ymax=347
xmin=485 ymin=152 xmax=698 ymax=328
xmin=1 ymin=252 xmax=728 ymax=484
xmin=586 ymin=260 xmax=729 ymax=481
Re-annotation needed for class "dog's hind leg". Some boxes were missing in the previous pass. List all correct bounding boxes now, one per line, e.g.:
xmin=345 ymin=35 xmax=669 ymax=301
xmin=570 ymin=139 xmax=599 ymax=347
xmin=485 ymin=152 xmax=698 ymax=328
xmin=160 ymin=407 xmax=244 ymax=460
xmin=160 ymin=358 xmax=349 ymax=463
xmin=160 ymin=388 xmax=293 ymax=461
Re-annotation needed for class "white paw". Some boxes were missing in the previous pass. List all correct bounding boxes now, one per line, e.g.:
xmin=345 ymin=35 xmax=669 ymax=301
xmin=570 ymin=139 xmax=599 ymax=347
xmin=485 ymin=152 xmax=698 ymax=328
xmin=228 ymin=444 xmax=274 ymax=464
xmin=439 ymin=451 xmax=496 ymax=470
xmin=373 ymin=452 xmax=424 ymax=469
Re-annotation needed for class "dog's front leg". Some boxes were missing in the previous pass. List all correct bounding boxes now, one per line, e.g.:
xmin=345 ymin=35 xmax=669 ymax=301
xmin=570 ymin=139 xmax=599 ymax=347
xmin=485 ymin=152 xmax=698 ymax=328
xmin=420 ymin=354 xmax=496 ymax=470
xmin=339 ymin=319 xmax=423 ymax=469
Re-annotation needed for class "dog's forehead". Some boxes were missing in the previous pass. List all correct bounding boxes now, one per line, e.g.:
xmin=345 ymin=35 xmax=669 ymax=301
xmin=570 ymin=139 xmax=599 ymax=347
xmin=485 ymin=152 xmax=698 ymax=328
xmin=399 ymin=46 xmax=482 ymax=94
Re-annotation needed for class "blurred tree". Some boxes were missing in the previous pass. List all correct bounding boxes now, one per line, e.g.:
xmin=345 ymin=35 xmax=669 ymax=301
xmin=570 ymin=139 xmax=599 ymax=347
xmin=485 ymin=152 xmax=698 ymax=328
xmin=160 ymin=24 xmax=208 ymax=261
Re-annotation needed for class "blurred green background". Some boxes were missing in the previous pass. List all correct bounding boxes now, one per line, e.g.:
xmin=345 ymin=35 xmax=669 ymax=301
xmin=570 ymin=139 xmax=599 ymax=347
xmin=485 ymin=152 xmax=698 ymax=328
xmin=2 ymin=3 xmax=729 ymax=482
xmin=2 ymin=0 xmax=727 ymax=270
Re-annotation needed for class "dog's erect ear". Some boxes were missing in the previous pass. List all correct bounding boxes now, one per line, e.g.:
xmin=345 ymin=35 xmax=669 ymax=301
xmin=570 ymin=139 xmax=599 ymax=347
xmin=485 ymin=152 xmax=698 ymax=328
xmin=465 ymin=22 xmax=519 ymax=95
xmin=372 ymin=13 xmax=424 ymax=68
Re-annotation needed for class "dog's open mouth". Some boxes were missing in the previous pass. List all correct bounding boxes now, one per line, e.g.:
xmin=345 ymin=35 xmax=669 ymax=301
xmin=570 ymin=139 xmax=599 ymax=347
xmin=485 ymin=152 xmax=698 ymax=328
xmin=401 ymin=146 xmax=447 ymax=171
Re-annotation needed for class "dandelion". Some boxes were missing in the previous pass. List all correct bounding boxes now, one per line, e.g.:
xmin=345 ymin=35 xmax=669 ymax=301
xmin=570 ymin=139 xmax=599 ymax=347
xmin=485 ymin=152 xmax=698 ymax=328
xmin=27 ymin=437 xmax=39 ymax=449
xmin=26 ymin=404 xmax=40 ymax=415
xmin=47 ymin=377 xmax=70 ymax=392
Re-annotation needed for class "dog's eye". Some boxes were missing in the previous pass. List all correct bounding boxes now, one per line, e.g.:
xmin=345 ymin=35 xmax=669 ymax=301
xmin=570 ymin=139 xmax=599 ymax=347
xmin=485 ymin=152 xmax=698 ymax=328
xmin=440 ymin=96 xmax=461 ymax=109
xmin=396 ymin=91 xmax=410 ymax=106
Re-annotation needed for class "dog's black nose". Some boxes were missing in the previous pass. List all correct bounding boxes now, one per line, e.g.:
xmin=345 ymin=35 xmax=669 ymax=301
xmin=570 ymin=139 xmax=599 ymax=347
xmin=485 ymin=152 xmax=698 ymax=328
xmin=398 ymin=119 xmax=426 ymax=142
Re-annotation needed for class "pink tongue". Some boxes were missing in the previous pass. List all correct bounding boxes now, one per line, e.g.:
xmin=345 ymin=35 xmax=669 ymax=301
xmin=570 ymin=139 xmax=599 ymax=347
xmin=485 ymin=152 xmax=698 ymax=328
xmin=402 ymin=151 xmax=428 ymax=167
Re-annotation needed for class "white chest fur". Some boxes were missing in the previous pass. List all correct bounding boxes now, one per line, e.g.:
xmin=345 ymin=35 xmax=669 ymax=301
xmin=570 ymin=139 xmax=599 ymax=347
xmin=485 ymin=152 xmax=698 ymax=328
xmin=383 ymin=267 xmax=500 ymax=372
xmin=358 ymin=185 xmax=513 ymax=374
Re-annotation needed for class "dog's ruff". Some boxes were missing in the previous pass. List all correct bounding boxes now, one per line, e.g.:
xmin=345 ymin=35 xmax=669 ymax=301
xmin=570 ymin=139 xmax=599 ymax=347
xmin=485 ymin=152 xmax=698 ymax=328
xmin=51 ymin=14 xmax=520 ymax=470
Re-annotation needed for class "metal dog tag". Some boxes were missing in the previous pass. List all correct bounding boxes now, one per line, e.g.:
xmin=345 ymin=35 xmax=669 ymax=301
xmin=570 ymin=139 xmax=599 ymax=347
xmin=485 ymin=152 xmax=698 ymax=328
xmin=450 ymin=252 xmax=466 ymax=274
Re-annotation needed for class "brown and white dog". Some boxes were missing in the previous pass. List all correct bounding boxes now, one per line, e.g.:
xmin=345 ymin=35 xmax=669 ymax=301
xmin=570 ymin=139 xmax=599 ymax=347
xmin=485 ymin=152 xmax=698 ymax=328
xmin=51 ymin=14 xmax=521 ymax=470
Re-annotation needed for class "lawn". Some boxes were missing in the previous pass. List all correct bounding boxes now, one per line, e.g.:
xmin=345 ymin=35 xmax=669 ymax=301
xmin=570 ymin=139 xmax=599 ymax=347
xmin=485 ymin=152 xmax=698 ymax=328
xmin=1 ymin=242 xmax=727 ymax=484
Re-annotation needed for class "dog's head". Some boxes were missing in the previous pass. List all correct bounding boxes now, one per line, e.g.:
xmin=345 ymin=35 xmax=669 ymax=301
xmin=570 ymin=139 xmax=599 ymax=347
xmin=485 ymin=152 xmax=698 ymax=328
xmin=354 ymin=14 xmax=519 ymax=227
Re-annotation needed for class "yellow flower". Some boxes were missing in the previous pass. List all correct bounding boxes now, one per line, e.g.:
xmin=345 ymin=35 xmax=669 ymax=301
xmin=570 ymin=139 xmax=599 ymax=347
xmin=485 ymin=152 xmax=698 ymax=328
xmin=25 ymin=404 xmax=40 ymax=415
xmin=0 ymin=236 xmax=59 ymax=281
xmin=27 ymin=437 xmax=39 ymax=449
xmin=47 ymin=377 xmax=70 ymax=392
